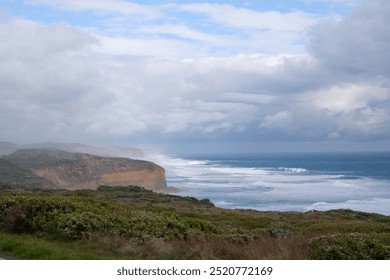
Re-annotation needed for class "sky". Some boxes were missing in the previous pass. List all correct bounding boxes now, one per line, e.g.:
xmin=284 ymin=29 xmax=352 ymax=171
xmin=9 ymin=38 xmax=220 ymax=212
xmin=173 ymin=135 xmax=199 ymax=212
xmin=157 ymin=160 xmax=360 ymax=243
xmin=0 ymin=0 xmax=389 ymax=153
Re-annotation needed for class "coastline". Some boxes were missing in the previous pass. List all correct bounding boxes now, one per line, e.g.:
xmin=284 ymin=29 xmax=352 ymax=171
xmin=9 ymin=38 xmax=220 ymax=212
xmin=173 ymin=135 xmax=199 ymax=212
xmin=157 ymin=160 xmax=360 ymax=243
xmin=150 ymin=152 xmax=390 ymax=216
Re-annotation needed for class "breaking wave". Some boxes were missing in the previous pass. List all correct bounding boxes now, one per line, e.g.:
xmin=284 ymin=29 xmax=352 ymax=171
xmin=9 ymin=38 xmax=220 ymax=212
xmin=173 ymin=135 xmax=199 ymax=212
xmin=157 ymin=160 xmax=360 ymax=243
xmin=144 ymin=153 xmax=390 ymax=216
xmin=278 ymin=167 xmax=307 ymax=173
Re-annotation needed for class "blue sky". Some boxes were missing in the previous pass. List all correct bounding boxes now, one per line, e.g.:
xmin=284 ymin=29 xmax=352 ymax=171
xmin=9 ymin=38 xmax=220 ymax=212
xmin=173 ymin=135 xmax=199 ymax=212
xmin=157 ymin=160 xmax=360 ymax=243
xmin=0 ymin=0 xmax=389 ymax=153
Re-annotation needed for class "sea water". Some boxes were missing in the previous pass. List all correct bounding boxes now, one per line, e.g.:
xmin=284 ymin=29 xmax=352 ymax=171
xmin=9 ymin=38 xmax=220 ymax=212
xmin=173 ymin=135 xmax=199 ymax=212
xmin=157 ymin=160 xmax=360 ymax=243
xmin=145 ymin=152 xmax=390 ymax=215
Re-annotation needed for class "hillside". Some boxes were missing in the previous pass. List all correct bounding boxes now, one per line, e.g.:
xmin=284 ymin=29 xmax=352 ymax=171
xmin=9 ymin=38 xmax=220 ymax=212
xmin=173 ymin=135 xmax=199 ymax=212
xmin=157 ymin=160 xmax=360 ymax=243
xmin=0 ymin=141 xmax=145 ymax=158
xmin=1 ymin=149 xmax=167 ymax=191
xmin=0 ymin=158 xmax=51 ymax=187
xmin=0 ymin=141 xmax=19 ymax=156
xmin=24 ymin=142 xmax=144 ymax=158
xmin=0 ymin=185 xmax=389 ymax=260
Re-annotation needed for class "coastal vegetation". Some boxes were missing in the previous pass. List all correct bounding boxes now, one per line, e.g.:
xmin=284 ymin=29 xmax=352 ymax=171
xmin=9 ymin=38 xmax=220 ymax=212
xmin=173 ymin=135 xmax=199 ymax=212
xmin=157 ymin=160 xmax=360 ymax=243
xmin=0 ymin=184 xmax=389 ymax=260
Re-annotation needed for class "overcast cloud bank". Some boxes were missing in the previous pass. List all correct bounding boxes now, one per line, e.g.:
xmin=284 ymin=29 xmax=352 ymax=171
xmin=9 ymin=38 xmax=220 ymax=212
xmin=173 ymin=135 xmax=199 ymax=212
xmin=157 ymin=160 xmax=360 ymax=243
xmin=0 ymin=0 xmax=389 ymax=152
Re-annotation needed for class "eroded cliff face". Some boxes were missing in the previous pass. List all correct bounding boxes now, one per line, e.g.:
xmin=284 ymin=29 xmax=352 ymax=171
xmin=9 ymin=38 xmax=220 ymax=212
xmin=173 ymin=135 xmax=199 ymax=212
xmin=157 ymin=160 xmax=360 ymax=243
xmin=3 ymin=150 xmax=167 ymax=191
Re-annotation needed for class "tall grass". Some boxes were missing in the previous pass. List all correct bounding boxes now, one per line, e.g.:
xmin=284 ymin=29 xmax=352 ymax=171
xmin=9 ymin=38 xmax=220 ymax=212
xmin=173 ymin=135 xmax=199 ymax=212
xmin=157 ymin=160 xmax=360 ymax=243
xmin=0 ymin=232 xmax=102 ymax=259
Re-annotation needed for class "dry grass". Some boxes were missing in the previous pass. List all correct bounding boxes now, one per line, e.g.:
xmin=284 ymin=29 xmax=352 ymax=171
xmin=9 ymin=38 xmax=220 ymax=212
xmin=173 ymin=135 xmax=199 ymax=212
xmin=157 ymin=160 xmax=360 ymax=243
xmin=139 ymin=233 xmax=315 ymax=260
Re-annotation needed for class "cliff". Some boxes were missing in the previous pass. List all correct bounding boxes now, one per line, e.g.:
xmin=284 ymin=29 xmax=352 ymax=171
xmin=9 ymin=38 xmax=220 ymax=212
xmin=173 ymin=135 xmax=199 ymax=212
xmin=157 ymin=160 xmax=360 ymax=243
xmin=1 ymin=149 xmax=167 ymax=191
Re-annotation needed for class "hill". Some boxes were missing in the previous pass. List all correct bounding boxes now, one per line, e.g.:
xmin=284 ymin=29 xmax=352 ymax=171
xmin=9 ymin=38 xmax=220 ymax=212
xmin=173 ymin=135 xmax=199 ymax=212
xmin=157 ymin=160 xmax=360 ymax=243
xmin=1 ymin=149 xmax=167 ymax=191
xmin=0 ymin=141 xmax=144 ymax=158
xmin=0 ymin=158 xmax=51 ymax=187
xmin=24 ymin=142 xmax=144 ymax=158
xmin=0 ymin=141 xmax=20 ymax=156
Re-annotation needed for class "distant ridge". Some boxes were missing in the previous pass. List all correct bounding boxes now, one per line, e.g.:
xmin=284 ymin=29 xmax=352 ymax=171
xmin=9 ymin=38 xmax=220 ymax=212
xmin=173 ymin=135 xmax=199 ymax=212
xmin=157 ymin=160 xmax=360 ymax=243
xmin=24 ymin=142 xmax=145 ymax=158
xmin=0 ymin=141 xmax=20 ymax=156
xmin=0 ymin=141 xmax=144 ymax=158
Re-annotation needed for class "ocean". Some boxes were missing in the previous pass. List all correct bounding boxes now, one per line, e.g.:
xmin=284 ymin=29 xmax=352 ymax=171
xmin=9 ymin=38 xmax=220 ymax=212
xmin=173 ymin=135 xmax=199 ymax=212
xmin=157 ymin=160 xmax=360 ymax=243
xmin=145 ymin=152 xmax=390 ymax=216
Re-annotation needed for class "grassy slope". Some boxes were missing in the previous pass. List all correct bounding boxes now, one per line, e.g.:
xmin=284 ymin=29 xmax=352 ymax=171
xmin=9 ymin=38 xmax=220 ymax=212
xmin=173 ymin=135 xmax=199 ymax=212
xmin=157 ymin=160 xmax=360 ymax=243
xmin=0 ymin=184 xmax=389 ymax=260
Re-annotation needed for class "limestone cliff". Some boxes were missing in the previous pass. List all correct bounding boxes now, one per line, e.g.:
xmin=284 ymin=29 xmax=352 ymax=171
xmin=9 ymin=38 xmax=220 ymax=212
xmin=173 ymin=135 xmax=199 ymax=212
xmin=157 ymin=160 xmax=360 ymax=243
xmin=2 ymin=149 xmax=167 ymax=191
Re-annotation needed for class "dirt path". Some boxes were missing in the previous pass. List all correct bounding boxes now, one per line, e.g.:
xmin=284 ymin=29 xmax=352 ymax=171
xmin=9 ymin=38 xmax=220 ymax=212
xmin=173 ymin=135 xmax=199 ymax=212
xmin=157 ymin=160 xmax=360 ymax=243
xmin=0 ymin=253 xmax=20 ymax=260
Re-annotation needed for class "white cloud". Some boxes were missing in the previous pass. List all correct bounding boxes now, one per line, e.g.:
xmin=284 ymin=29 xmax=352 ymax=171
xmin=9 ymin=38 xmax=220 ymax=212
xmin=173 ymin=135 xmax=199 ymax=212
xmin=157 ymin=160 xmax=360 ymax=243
xmin=94 ymin=36 xmax=206 ymax=58
xmin=22 ymin=1 xmax=324 ymax=56
xmin=327 ymin=131 xmax=341 ymax=140
xmin=176 ymin=3 xmax=323 ymax=54
xmin=304 ymin=83 xmax=389 ymax=114
xmin=261 ymin=111 xmax=292 ymax=130
xmin=1 ymin=0 xmax=390 ymax=150
xmin=0 ymin=19 xmax=97 ymax=58
xmin=137 ymin=24 xmax=228 ymax=45
xmin=180 ymin=3 xmax=319 ymax=32
xmin=222 ymin=92 xmax=276 ymax=104
xmin=308 ymin=0 xmax=390 ymax=76
xmin=24 ymin=0 xmax=161 ymax=17
xmin=297 ymin=82 xmax=390 ymax=138
xmin=302 ymin=0 xmax=363 ymax=7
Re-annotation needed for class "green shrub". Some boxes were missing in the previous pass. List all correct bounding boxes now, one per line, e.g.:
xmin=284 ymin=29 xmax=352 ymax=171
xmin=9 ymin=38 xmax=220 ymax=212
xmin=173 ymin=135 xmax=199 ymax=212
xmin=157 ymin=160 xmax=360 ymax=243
xmin=266 ymin=222 xmax=294 ymax=237
xmin=117 ymin=210 xmax=219 ymax=244
xmin=309 ymin=233 xmax=390 ymax=260
xmin=0 ymin=194 xmax=114 ymax=238
xmin=0 ymin=193 xmax=221 ymax=243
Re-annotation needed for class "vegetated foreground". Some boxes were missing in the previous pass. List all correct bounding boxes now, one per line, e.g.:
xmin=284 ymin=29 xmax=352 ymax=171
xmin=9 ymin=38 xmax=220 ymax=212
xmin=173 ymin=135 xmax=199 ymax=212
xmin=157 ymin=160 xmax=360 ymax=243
xmin=0 ymin=184 xmax=389 ymax=260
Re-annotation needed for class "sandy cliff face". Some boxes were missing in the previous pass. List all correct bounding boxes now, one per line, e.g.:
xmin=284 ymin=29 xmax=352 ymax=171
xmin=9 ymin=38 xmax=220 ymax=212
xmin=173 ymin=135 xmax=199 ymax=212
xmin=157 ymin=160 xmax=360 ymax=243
xmin=3 ymin=150 xmax=167 ymax=191
xmin=100 ymin=169 xmax=166 ymax=191
xmin=32 ymin=155 xmax=167 ymax=191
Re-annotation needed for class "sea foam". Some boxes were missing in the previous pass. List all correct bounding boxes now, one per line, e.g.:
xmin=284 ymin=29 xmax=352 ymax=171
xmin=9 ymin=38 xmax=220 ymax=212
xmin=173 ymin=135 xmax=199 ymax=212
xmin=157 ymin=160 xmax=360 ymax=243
xmin=144 ymin=153 xmax=390 ymax=216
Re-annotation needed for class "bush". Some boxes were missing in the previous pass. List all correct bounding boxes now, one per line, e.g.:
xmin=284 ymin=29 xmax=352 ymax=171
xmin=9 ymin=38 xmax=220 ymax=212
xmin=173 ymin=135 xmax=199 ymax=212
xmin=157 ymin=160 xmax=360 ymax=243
xmin=0 ymin=193 xmax=221 ymax=243
xmin=309 ymin=233 xmax=390 ymax=260
xmin=117 ymin=210 xmax=219 ymax=244
xmin=0 ymin=194 xmax=114 ymax=239
xmin=266 ymin=222 xmax=294 ymax=237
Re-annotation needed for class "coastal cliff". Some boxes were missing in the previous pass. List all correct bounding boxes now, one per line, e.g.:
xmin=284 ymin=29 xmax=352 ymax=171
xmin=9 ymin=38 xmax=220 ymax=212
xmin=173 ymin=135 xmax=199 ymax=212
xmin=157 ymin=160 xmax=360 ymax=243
xmin=1 ymin=149 xmax=167 ymax=191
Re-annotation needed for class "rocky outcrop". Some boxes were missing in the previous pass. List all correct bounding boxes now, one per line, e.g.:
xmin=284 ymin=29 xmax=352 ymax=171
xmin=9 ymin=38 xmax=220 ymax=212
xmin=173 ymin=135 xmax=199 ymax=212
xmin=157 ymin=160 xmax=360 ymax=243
xmin=2 ymin=149 xmax=167 ymax=191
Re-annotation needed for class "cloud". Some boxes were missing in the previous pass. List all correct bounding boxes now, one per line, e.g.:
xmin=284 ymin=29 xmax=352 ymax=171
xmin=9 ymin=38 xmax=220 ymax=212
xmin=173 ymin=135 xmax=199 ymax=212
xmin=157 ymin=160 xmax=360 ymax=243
xmin=24 ymin=0 xmax=161 ymax=17
xmin=299 ymin=81 xmax=390 ymax=138
xmin=302 ymin=0 xmax=363 ymax=7
xmin=1 ymin=0 xmax=390 ymax=151
xmin=261 ymin=111 xmax=293 ymax=130
xmin=0 ymin=19 xmax=103 ymax=139
xmin=308 ymin=0 xmax=390 ymax=77
xmin=136 ymin=24 xmax=231 ymax=48
xmin=94 ymin=36 xmax=206 ymax=58
xmin=290 ymin=0 xmax=390 ymax=141
xmin=304 ymin=82 xmax=389 ymax=114
xmin=0 ymin=18 xmax=282 ymax=144
xmin=22 ymin=1 xmax=323 ymax=56
xmin=180 ymin=3 xmax=319 ymax=32
xmin=0 ymin=19 xmax=97 ymax=58
xmin=177 ymin=3 xmax=323 ymax=54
